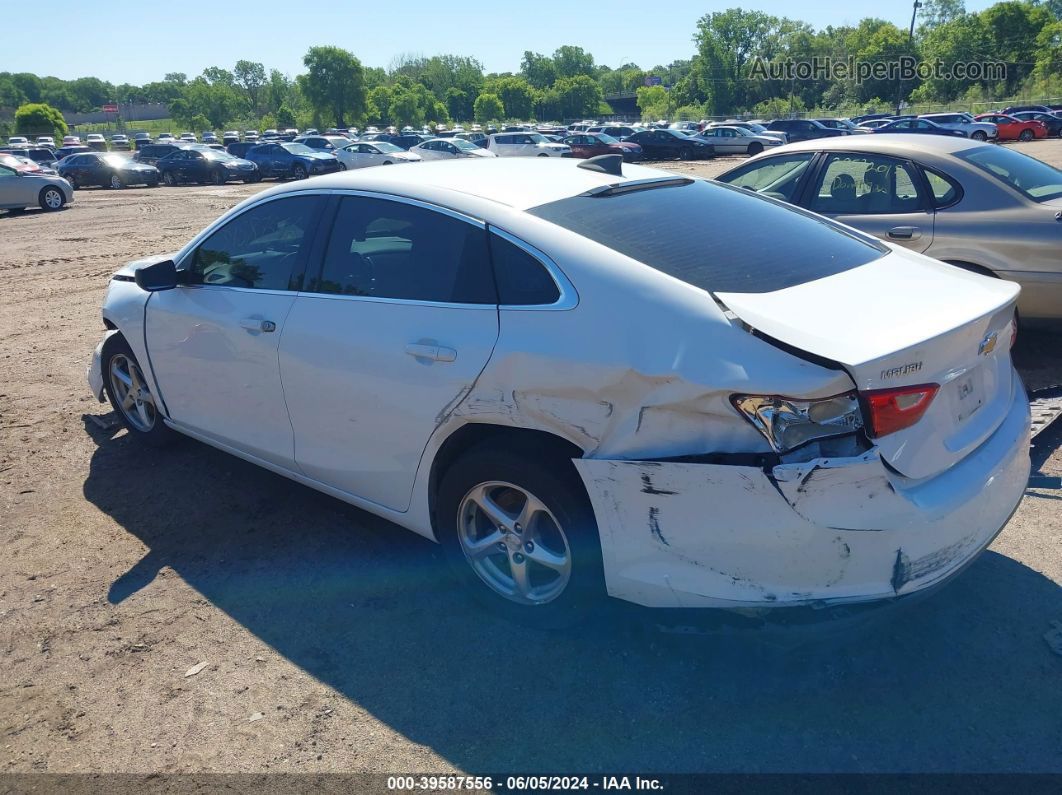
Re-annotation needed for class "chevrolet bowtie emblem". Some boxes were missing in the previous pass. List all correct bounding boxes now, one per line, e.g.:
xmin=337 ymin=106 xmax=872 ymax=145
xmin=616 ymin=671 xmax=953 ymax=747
xmin=978 ymin=331 xmax=998 ymax=356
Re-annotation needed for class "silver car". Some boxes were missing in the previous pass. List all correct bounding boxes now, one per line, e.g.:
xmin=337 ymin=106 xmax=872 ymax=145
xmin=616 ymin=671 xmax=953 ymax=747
xmin=919 ymin=112 xmax=998 ymax=141
xmin=716 ymin=135 xmax=1062 ymax=321
xmin=0 ymin=154 xmax=73 ymax=213
xmin=693 ymin=125 xmax=784 ymax=155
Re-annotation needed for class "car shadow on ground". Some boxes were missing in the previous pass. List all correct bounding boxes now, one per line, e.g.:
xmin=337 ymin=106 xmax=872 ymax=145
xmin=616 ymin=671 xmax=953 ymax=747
xmin=81 ymin=416 xmax=1062 ymax=773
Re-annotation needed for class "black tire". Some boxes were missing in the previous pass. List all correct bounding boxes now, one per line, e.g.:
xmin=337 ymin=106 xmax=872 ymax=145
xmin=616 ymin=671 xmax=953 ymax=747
xmin=211 ymin=169 xmax=225 ymax=185
xmin=537 ymin=153 xmax=549 ymax=157
xmin=1019 ymin=129 xmax=1034 ymax=142
xmin=679 ymin=147 xmax=693 ymax=160
xmin=971 ymin=130 xmax=987 ymax=141
xmin=747 ymin=142 xmax=763 ymax=156
xmin=6 ymin=207 xmax=25 ymax=216
xmin=381 ymin=161 xmax=393 ymax=166
xmin=292 ymin=163 xmax=308 ymax=179
xmin=100 ymin=335 xmax=175 ymax=446
xmin=338 ymin=162 xmax=347 ymax=170
xmin=147 ymin=179 xmax=159 ymax=188
xmin=67 ymin=174 xmax=79 ymax=190
xmin=39 ymin=186 xmax=65 ymax=211
xmin=436 ymin=439 xmax=605 ymax=628
xmin=163 ymin=171 xmax=177 ymax=187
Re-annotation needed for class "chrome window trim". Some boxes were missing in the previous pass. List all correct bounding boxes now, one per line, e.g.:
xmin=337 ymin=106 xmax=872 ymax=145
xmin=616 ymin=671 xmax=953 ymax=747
xmin=171 ymin=187 xmax=576 ymax=310
xmin=488 ymin=225 xmax=578 ymax=311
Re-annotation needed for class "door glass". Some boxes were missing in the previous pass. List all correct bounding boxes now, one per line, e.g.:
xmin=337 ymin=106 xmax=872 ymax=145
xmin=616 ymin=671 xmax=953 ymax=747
xmin=310 ymin=196 xmax=495 ymax=304
xmin=489 ymin=233 xmax=560 ymax=305
xmin=720 ymin=153 xmax=814 ymax=203
xmin=923 ymin=168 xmax=961 ymax=206
xmin=810 ymin=154 xmax=924 ymax=215
xmin=188 ymin=196 xmax=321 ymax=290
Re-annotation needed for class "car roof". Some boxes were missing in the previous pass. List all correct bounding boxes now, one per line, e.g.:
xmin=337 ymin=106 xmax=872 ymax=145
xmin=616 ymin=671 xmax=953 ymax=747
xmin=766 ymin=134 xmax=983 ymax=157
xmin=247 ymin=157 xmax=669 ymax=212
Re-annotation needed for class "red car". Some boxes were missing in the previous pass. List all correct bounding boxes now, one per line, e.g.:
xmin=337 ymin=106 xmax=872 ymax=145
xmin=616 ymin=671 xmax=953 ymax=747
xmin=561 ymin=132 xmax=643 ymax=162
xmin=974 ymin=113 xmax=1048 ymax=142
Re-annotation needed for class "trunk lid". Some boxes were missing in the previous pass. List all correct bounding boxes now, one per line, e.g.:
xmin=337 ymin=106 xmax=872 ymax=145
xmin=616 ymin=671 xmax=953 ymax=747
xmin=717 ymin=248 xmax=1020 ymax=480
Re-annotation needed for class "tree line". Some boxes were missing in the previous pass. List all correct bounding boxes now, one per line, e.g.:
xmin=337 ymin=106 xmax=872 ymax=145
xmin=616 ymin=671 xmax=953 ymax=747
xmin=3 ymin=0 xmax=1062 ymax=136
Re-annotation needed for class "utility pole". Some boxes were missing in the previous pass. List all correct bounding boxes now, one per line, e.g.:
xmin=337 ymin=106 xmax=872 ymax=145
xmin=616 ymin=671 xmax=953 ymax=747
xmin=896 ymin=0 xmax=921 ymax=115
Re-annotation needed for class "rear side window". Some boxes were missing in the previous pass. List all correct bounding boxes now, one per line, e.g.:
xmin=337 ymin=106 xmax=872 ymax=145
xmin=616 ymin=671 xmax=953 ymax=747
xmin=527 ymin=179 xmax=886 ymax=294
xmin=720 ymin=153 xmax=815 ymax=203
xmin=923 ymin=167 xmax=963 ymax=207
xmin=310 ymin=196 xmax=495 ymax=304
xmin=488 ymin=233 xmax=560 ymax=306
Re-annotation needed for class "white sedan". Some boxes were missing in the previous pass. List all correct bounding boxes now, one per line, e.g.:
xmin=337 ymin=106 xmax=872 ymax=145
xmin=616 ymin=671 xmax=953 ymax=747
xmin=692 ymin=125 xmax=783 ymax=155
xmin=87 ymin=157 xmax=1029 ymax=625
xmin=338 ymin=141 xmax=421 ymax=168
xmin=410 ymin=138 xmax=496 ymax=161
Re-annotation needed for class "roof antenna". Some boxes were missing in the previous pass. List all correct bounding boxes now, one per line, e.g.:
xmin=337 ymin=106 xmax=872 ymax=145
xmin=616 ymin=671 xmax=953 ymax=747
xmin=578 ymin=154 xmax=623 ymax=177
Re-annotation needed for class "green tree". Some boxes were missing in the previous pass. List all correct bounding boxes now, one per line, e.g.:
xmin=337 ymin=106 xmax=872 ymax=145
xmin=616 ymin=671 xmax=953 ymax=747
xmin=918 ymin=0 xmax=966 ymax=31
xmin=486 ymin=76 xmax=536 ymax=118
xmin=473 ymin=92 xmax=504 ymax=122
xmin=445 ymin=87 xmax=471 ymax=122
xmin=636 ymin=85 xmax=671 ymax=120
xmin=14 ymin=102 xmax=68 ymax=138
xmin=520 ymin=51 xmax=557 ymax=89
xmin=301 ymin=46 xmax=366 ymax=127
xmin=234 ymin=60 xmax=267 ymax=110
xmin=552 ymin=46 xmax=596 ymax=79
xmin=0 ymin=74 xmax=27 ymax=108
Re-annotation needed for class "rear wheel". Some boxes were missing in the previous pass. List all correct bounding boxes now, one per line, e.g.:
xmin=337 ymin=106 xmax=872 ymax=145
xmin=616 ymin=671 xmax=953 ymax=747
xmin=39 ymin=186 xmax=65 ymax=211
xmin=67 ymin=174 xmax=79 ymax=189
xmin=292 ymin=163 xmax=308 ymax=179
xmin=679 ymin=147 xmax=693 ymax=160
xmin=109 ymin=174 xmax=124 ymax=189
xmin=437 ymin=440 xmax=604 ymax=627
xmin=1019 ymin=129 xmax=1034 ymax=142
xmin=211 ymin=169 xmax=225 ymax=185
xmin=101 ymin=335 xmax=174 ymax=446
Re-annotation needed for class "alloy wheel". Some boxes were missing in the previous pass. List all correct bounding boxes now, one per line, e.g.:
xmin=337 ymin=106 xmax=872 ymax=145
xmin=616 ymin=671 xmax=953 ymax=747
xmin=110 ymin=174 xmax=123 ymax=189
xmin=109 ymin=353 xmax=156 ymax=432
xmin=42 ymin=189 xmax=63 ymax=209
xmin=457 ymin=481 xmax=572 ymax=605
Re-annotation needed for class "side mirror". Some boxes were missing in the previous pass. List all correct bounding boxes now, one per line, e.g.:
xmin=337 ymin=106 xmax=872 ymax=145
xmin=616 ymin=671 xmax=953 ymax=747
xmin=134 ymin=259 xmax=177 ymax=292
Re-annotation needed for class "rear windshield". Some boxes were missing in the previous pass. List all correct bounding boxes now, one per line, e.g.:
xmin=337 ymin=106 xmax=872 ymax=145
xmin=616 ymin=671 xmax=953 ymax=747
xmin=527 ymin=179 xmax=887 ymax=294
xmin=956 ymin=145 xmax=1062 ymax=202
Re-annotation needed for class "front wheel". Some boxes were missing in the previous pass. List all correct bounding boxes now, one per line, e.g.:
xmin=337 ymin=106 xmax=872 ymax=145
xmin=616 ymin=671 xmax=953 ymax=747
xmin=163 ymin=171 xmax=177 ymax=187
xmin=1019 ymin=129 xmax=1034 ymax=142
xmin=292 ymin=164 xmax=308 ymax=179
xmin=109 ymin=174 xmax=124 ymax=189
xmin=101 ymin=335 xmax=175 ymax=445
xmin=971 ymin=130 xmax=987 ymax=141
xmin=338 ymin=162 xmax=347 ymax=170
xmin=39 ymin=186 xmax=65 ymax=211
xmin=67 ymin=174 xmax=79 ymax=190
xmin=211 ymin=169 xmax=226 ymax=185
xmin=747 ymin=142 xmax=763 ymax=156
xmin=437 ymin=441 xmax=604 ymax=627
xmin=679 ymin=147 xmax=693 ymax=160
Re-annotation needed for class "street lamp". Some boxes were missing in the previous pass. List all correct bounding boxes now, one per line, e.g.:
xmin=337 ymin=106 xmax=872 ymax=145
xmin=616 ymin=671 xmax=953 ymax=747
xmin=895 ymin=0 xmax=922 ymax=115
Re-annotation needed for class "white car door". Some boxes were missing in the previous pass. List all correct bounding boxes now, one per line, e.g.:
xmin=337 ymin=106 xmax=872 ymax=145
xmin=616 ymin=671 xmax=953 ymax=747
xmin=413 ymin=141 xmax=444 ymax=161
xmin=144 ymin=193 xmax=326 ymax=468
xmin=279 ymin=194 xmax=500 ymax=511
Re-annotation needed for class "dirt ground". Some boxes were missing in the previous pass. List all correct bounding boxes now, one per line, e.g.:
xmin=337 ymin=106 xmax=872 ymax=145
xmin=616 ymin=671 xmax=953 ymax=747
xmin=1 ymin=142 xmax=1061 ymax=775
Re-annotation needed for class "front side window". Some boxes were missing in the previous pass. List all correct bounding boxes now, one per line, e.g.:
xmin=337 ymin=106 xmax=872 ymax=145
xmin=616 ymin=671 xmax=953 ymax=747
xmin=528 ymin=179 xmax=885 ymax=295
xmin=187 ymin=196 xmax=321 ymax=290
xmin=310 ymin=196 xmax=494 ymax=304
xmin=809 ymin=154 xmax=924 ymax=215
xmin=718 ymin=153 xmax=815 ymax=203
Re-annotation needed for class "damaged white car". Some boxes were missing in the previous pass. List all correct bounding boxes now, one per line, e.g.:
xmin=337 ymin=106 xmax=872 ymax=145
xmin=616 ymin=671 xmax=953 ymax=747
xmin=87 ymin=155 xmax=1030 ymax=624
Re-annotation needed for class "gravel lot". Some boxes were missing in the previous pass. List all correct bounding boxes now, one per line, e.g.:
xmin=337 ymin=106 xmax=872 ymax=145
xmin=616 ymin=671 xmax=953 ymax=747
xmin=1 ymin=141 xmax=1061 ymax=775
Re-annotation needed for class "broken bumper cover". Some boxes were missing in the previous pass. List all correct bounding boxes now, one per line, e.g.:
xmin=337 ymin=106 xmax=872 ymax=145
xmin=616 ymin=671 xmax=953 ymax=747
xmin=86 ymin=330 xmax=116 ymax=403
xmin=574 ymin=381 xmax=1030 ymax=610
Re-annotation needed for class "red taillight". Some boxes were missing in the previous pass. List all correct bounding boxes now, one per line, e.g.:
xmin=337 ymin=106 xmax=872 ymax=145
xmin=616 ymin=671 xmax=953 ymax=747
xmin=862 ymin=383 xmax=940 ymax=437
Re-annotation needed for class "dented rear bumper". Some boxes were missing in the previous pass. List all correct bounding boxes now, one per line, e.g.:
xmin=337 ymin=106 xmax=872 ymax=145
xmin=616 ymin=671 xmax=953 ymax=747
xmin=574 ymin=380 xmax=1030 ymax=610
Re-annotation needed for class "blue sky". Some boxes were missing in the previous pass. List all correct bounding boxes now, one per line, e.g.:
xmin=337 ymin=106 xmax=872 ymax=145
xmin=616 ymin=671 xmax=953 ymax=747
xmin=9 ymin=1 xmax=997 ymax=84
